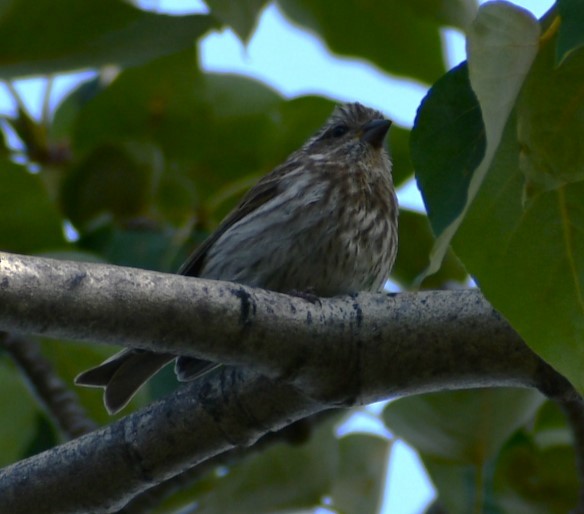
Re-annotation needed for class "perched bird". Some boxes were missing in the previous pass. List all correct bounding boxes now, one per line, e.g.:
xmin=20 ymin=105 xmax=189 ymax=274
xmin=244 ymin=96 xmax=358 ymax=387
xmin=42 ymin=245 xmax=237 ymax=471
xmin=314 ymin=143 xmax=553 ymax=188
xmin=75 ymin=102 xmax=399 ymax=414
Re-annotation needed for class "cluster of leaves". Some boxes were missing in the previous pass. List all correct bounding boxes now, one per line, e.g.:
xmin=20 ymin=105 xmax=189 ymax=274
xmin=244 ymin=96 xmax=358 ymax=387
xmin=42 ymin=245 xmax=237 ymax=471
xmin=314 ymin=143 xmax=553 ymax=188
xmin=0 ymin=0 xmax=582 ymax=513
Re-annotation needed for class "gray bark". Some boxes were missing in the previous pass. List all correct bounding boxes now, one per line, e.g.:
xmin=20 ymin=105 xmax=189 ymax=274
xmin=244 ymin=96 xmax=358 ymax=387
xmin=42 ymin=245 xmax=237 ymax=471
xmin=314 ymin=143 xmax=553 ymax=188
xmin=0 ymin=251 xmax=574 ymax=513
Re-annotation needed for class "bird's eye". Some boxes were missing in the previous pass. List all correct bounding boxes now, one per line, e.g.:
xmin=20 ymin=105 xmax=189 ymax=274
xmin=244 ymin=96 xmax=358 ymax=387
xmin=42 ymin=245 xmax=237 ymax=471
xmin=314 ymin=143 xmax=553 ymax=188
xmin=329 ymin=124 xmax=349 ymax=138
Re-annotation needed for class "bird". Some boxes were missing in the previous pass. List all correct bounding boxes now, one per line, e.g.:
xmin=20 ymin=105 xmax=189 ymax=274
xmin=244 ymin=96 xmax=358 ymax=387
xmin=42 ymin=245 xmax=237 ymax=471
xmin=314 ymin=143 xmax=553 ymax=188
xmin=75 ymin=102 xmax=399 ymax=414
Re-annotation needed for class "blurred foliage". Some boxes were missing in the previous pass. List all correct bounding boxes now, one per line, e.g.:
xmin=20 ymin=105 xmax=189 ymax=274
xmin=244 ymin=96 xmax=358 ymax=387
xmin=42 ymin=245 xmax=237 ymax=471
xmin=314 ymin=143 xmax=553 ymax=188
xmin=0 ymin=0 xmax=581 ymax=513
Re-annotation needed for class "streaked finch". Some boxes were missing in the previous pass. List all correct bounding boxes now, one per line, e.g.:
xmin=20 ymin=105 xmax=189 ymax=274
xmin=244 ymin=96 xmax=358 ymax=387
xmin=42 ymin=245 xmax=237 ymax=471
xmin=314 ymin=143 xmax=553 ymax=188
xmin=75 ymin=102 xmax=399 ymax=413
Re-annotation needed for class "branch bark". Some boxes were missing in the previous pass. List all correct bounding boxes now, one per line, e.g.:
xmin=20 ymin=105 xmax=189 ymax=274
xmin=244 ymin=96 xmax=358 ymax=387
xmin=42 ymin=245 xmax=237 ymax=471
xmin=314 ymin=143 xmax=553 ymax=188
xmin=0 ymin=251 xmax=576 ymax=514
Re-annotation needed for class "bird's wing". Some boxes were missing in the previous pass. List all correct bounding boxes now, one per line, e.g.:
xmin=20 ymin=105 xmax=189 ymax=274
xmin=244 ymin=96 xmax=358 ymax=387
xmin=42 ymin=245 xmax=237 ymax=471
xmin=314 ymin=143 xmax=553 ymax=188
xmin=178 ymin=161 xmax=299 ymax=277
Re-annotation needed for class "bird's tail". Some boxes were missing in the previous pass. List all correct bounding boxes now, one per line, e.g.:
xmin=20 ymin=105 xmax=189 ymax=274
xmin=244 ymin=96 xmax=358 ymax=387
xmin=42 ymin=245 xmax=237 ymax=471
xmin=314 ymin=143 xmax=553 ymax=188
xmin=75 ymin=350 xmax=220 ymax=414
xmin=75 ymin=350 xmax=174 ymax=414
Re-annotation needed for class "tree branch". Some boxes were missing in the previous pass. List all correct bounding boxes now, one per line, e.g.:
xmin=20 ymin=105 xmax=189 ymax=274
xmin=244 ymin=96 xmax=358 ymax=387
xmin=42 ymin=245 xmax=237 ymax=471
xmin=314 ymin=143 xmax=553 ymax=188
xmin=0 ymin=251 xmax=577 ymax=513
xmin=0 ymin=332 xmax=97 ymax=438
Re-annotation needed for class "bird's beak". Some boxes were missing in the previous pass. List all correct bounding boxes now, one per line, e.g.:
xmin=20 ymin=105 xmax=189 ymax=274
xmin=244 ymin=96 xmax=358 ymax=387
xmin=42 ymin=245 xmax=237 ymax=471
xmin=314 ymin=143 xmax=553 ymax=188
xmin=361 ymin=119 xmax=392 ymax=148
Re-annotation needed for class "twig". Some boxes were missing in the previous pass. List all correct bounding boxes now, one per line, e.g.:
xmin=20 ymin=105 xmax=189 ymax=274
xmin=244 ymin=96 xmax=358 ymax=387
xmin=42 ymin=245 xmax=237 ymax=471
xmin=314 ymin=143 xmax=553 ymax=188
xmin=0 ymin=332 xmax=97 ymax=438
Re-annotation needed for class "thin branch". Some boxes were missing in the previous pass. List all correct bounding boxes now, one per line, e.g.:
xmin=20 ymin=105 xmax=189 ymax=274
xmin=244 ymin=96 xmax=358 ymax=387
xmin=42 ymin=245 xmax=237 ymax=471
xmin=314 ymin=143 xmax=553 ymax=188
xmin=118 ymin=413 xmax=333 ymax=514
xmin=0 ymin=332 xmax=96 ymax=438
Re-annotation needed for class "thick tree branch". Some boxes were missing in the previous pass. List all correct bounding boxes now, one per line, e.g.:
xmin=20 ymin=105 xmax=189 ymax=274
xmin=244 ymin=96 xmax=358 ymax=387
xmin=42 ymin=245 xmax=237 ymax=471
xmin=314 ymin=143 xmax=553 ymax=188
xmin=0 ymin=251 xmax=577 ymax=514
xmin=0 ymin=251 xmax=571 ymax=402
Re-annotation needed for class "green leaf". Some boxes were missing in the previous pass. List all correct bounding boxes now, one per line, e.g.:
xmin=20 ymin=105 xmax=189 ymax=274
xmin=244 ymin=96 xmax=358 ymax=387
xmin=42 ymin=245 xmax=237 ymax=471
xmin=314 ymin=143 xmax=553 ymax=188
xmin=422 ymin=457 xmax=500 ymax=514
xmin=0 ymin=358 xmax=40 ymax=466
xmin=383 ymin=389 xmax=543 ymax=464
xmin=60 ymin=142 xmax=157 ymax=229
xmin=50 ymin=77 xmax=103 ymax=142
xmin=22 ymin=413 xmax=59 ymax=458
xmin=0 ymin=0 xmax=218 ymax=78
xmin=453 ymin=108 xmax=584 ymax=395
xmin=558 ymin=0 xmax=584 ymax=62
xmin=411 ymin=62 xmax=485 ymax=236
xmin=0 ymin=159 xmax=66 ymax=253
xmin=392 ymin=209 xmax=466 ymax=289
xmin=517 ymin=36 xmax=584 ymax=197
xmin=205 ymin=0 xmax=268 ymax=42
xmin=276 ymin=0 xmax=445 ymax=83
xmin=389 ymin=124 xmax=413 ymax=188
xmin=408 ymin=0 xmax=478 ymax=30
xmin=154 ymin=417 xmax=390 ymax=514
xmin=73 ymin=49 xmax=284 ymax=191
xmin=77 ymin=222 xmax=179 ymax=272
xmin=417 ymin=2 xmax=540 ymax=281
xmin=493 ymin=433 xmax=579 ymax=514
xmin=330 ymin=433 xmax=391 ymax=514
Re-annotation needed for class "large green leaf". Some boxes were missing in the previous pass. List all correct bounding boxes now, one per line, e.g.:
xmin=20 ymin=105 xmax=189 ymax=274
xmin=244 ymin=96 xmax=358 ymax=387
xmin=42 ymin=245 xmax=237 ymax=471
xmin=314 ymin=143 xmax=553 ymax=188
xmin=416 ymin=2 xmax=540 ymax=278
xmin=384 ymin=389 xmax=544 ymax=514
xmin=383 ymin=389 xmax=543 ymax=465
xmin=448 ymin=15 xmax=584 ymax=392
xmin=60 ymin=142 xmax=157 ymax=229
xmin=276 ymin=0 xmax=446 ymax=83
xmin=0 ymin=0 xmax=218 ymax=78
xmin=154 ymin=417 xmax=390 ymax=514
xmin=411 ymin=62 xmax=485 ymax=236
xmin=73 ymin=50 xmax=284 ymax=192
xmin=0 ymin=159 xmax=66 ymax=253
xmin=453 ymin=108 xmax=584 ymax=394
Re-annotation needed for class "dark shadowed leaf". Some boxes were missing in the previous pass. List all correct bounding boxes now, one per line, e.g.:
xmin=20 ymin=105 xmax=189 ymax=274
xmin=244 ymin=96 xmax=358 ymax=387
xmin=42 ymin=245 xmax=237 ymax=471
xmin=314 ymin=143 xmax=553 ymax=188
xmin=50 ymin=77 xmax=103 ymax=142
xmin=493 ymin=432 xmax=579 ymax=513
xmin=205 ymin=0 xmax=268 ymax=41
xmin=77 ymin=221 xmax=179 ymax=272
xmin=0 ymin=159 xmax=66 ymax=253
xmin=60 ymin=142 xmax=157 ymax=229
xmin=0 ymin=0 xmax=218 ymax=78
xmin=557 ymin=0 xmax=584 ymax=62
xmin=73 ymin=49 xmax=284 ymax=196
xmin=276 ymin=0 xmax=445 ymax=83
xmin=22 ymin=413 xmax=58 ymax=458
xmin=411 ymin=62 xmax=485 ymax=236
xmin=408 ymin=0 xmax=478 ymax=29
xmin=0 ymin=358 xmax=40 ymax=466
xmin=392 ymin=209 xmax=466 ymax=289
xmin=389 ymin=124 xmax=413 ymax=188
